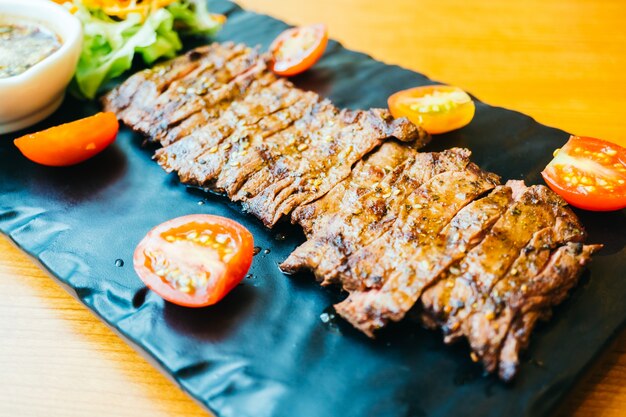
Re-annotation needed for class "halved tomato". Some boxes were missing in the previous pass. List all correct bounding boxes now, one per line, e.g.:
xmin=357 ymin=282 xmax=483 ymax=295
xmin=542 ymin=135 xmax=626 ymax=211
xmin=13 ymin=112 xmax=119 ymax=166
xmin=388 ymin=85 xmax=475 ymax=134
xmin=269 ymin=23 xmax=328 ymax=77
xmin=133 ymin=214 xmax=254 ymax=307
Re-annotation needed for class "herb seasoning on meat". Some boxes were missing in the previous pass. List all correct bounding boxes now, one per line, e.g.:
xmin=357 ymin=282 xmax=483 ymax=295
xmin=0 ymin=22 xmax=61 ymax=78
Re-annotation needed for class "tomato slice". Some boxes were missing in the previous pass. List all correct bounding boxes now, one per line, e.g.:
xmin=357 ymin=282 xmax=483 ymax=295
xmin=13 ymin=112 xmax=119 ymax=167
xmin=541 ymin=135 xmax=626 ymax=211
xmin=388 ymin=85 xmax=475 ymax=134
xmin=133 ymin=215 xmax=254 ymax=308
xmin=269 ymin=23 xmax=328 ymax=77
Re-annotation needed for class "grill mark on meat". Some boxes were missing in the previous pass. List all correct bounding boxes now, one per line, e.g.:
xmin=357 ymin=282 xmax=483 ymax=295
xmin=497 ymin=243 xmax=601 ymax=381
xmin=140 ymin=47 xmax=263 ymax=143
xmin=420 ymin=182 xmax=585 ymax=345
xmin=280 ymin=142 xmax=418 ymax=277
xmin=241 ymin=109 xmax=429 ymax=227
xmin=215 ymin=92 xmax=323 ymax=195
xmin=183 ymin=89 xmax=319 ymax=188
xmin=336 ymin=185 xmax=513 ymax=336
xmin=158 ymin=60 xmax=275 ymax=147
xmin=268 ymin=111 xmax=428 ymax=226
xmin=459 ymin=222 xmax=584 ymax=374
xmin=141 ymin=43 xmax=248 ymax=131
xmin=280 ymin=148 xmax=473 ymax=285
xmin=335 ymin=153 xmax=486 ymax=291
xmin=155 ymin=74 xmax=286 ymax=175
xmin=293 ymin=141 xmax=417 ymax=238
xmin=102 ymin=44 xmax=219 ymax=119
xmin=334 ymin=166 xmax=502 ymax=336
xmin=232 ymin=100 xmax=338 ymax=202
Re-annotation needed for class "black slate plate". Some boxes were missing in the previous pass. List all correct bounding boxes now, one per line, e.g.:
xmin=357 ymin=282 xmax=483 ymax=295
xmin=1 ymin=1 xmax=625 ymax=416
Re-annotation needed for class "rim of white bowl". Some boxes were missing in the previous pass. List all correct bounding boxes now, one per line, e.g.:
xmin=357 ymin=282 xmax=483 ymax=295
xmin=0 ymin=0 xmax=82 ymax=86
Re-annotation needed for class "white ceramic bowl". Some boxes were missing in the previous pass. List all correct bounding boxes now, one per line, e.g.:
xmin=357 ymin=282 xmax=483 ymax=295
xmin=0 ymin=0 xmax=82 ymax=134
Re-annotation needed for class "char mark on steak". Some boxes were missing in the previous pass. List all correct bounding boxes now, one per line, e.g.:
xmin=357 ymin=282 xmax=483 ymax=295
xmin=334 ymin=164 xmax=502 ymax=336
xmin=417 ymin=181 xmax=592 ymax=377
xmin=420 ymin=182 xmax=586 ymax=344
xmin=159 ymin=78 xmax=312 ymax=186
xmin=141 ymin=46 xmax=265 ymax=145
xmin=281 ymin=147 xmax=475 ymax=285
xmin=102 ymin=44 xmax=222 ymax=120
xmin=240 ymin=108 xmax=428 ymax=227
xmin=496 ymin=242 xmax=601 ymax=381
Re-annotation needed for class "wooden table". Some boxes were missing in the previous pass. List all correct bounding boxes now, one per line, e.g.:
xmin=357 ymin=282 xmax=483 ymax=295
xmin=1 ymin=0 xmax=625 ymax=416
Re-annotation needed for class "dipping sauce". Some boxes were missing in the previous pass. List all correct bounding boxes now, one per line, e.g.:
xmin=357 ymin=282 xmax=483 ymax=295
xmin=0 ymin=21 xmax=61 ymax=78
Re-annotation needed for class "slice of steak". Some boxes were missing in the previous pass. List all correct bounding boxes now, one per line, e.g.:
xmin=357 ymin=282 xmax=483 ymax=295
xmin=138 ymin=46 xmax=264 ymax=144
xmin=461 ymin=216 xmax=586 ymax=374
xmin=280 ymin=148 xmax=473 ymax=285
xmin=420 ymin=182 xmax=585 ymax=348
xmin=241 ymin=109 xmax=429 ymax=227
xmin=337 ymin=158 xmax=496 ymax=292
xmin=229 ymin=100 xmax=338 ymax=203
xmin=214 ymin=91 xmax=323 ymax=195
xmin=155 ymin=74 xmax=286 ymax=176
xmin=102 ymin=44 xmax=219 ymax=120
xmin=280 ymin=143 xmax=418 ymax=277
xmin=497 ymin=242 xmax=601 ymax=381
xmin=182 ymin=89 xmax=320 ymax=187
xmin=291 ymin=141 xmax=417 ymax=239
xmin=335 ymin=166 xmax=502 ymax=336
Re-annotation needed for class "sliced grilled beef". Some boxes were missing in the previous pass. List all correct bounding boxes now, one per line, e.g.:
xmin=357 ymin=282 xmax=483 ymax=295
xmin=154 ymin=72 xmax=279 ymax=175
xmin=102 ymin=44 xmax=220 ymax=122
xmin=104 ymin=42 xmax=600 ymax=382
xmin=214 ymin=91 xmax=322 ymax=194
xmin=422 ymin=183 xmax=585 ymax=343
xmin=159 ymin=79 xmax=311 ymax=185
xmin=334 ymin=165 xmax=501 ymax=336
xmin=240 ymin=109 xmax=428 ymax=227
xmin=228 ymin=99 xmax=338 ymax=201
xmin=141 ymin=46 xmax=264 ymax=144
xmin=280 ymin=148 xmax=473 ymax=285
xmin=497 ymin=242 xmax=601 ymax=381
xmin=460 ymin=212 xmax=587 ymax=374
xmin=290 ymin=140 xmax=416 ymax=238
xmin=336 ymin=185 xmax=513 ymax=336
xmin=187 ymin=93 xmax=316 ymax=188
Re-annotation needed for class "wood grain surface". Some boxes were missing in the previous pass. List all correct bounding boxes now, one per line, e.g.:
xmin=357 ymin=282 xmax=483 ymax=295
xmin=2 ymin=0 xmax=626 ymax=416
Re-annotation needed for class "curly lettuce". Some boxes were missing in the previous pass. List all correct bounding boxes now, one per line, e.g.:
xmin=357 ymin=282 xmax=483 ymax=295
xmin=66 ymin=0 xmax=223 ymax=99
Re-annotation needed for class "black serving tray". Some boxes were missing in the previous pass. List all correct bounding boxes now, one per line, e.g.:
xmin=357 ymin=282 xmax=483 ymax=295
xmin=1 ymin=1 xmax=625 ymax=416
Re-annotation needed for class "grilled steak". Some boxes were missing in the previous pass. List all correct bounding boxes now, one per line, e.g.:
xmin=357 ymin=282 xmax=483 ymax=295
xmin=156 ymin=77 xmax=309 ymax=185
xmin=103 ymin=42 xmax=600 ymax=381
xmin=291 ymin=141 xmax=416 ymax=237
xmin=335 ymin=185 xmax=512 ymax=334
xmin=281 ymin=141 xmax=418 ymax=276
xmin=102 ymin=44 xmax=221 ymax=124
xmin=281 ymin=147 xmax=475 ymax=285
xmin=226 ymin=99 xmax=338 ymax=202
xmin=334 ymin=164 xmax=501 ymax=336
xmin=421 ymin=183 xmax=586 ymax=342
xmin=418 ymin=181 xmax=594 ymax=377
xmin=240 ymin=108 xmax=427 ymax=227
xmin=497 ymin=242 xmax=600 ymax=380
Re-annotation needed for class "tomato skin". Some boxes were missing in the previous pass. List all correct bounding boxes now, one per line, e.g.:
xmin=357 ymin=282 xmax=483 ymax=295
xmin=388 ymin=85 xmax=475 ymax=134
xmin=541 ymin=136 xmax=626 ymax=211
xmin=133 ymin=215 xmax=254 ymax=308
xmin=13 ymin=112 xmax=119 ymax=167
xmin=270 ymin=23 xmax=328 ymax=77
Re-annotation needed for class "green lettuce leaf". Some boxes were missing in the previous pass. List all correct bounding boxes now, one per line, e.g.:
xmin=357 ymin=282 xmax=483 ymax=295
xmin=70 ymin=0 xmax=222 ymax=99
